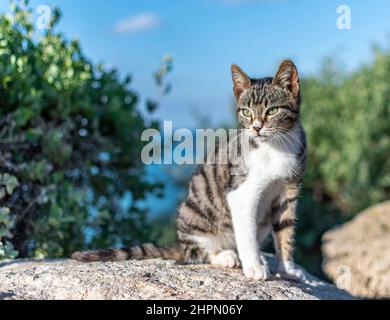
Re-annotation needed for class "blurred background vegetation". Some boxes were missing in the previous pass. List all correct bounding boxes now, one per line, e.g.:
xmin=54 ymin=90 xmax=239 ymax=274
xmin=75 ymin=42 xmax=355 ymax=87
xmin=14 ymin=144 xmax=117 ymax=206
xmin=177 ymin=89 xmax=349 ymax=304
xmin=1 ymin=1 xmax=389 ymax=278
xmin=0 ymin=2 xmax=169 ymax=259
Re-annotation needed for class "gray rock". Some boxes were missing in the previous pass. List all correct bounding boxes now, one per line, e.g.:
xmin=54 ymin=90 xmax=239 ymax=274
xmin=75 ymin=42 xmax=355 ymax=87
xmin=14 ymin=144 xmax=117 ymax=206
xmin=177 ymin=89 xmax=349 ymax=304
xmin=322 ymin=201 xmax=390 ymax=298
xmin=0 ymin=254 xmax=352 ymax=300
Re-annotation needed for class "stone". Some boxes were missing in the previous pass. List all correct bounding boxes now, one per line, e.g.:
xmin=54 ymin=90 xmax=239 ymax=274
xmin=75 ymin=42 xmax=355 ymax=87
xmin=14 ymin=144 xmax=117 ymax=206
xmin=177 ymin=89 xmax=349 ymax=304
xmin=322 ymin=201 xmax=390 ymax=298
xmin=0 ymin=254 xmax=353 ymax=300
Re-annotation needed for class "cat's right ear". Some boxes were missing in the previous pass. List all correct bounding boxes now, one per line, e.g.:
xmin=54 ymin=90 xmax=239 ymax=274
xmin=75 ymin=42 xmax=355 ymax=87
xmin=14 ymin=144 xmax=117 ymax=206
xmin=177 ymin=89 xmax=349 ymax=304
xmin=231 ymin=64 xmax=251 ymax=99
xmin=272 ymin=60 xmax=300 ymax=99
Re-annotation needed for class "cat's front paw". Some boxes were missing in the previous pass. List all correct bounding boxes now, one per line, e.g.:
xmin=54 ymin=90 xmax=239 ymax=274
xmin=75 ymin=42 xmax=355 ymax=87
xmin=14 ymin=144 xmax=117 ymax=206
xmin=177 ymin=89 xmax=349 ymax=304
xmin=278 ymin=261 xmax=312 ymax=284
xmin=210 ymin=250 xmax=240 ymax=269
xmin=243 ymin=264 xmax=271 ymax=280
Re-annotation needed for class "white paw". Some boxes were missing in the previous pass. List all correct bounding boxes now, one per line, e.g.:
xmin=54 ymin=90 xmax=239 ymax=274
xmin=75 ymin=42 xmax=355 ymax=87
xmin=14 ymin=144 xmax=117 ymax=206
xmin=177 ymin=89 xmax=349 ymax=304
xmin=210 ymin=250 xmax=240 ymax=269
xmin=278 ymin=261 xmax=315 ymax=285
xmin=243 ymin=264 xmax=271 ymax=280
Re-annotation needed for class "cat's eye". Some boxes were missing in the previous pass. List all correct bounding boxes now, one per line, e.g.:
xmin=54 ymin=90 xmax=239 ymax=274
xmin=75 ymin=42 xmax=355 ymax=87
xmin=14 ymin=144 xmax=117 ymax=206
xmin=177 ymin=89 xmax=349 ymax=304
xmin=266 ymin=107 xmax=279 ymax=116
xmin=241 ymin=109 xmax=252 ymax=117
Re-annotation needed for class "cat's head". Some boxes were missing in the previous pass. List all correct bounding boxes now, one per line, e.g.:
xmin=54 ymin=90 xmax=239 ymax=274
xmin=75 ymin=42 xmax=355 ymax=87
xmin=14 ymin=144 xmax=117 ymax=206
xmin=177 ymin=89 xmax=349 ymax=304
xmin=231 ymin=60 xmax=300 ymax=141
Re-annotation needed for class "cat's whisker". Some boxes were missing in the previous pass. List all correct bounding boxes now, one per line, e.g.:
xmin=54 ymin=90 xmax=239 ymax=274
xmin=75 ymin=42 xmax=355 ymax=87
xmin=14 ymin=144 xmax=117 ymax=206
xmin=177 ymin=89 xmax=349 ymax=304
xmin=283 ymin=131 xmax=307 ymax=158
xmin=272 ymin=126 xmax=307 ymax=158
xmin=227 ymin=129 xmax=245 ymax=150
xmin=264 ymin=128 xmax=290 ymax=153
xmin=273 ymin=132 xmax=289 ymax=154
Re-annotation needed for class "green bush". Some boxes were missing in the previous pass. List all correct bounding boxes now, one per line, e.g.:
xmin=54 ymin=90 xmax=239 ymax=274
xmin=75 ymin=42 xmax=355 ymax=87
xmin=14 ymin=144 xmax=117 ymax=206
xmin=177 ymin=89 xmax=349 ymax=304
xmin=0 ymin=1 xmax=166 ymax=259
xmin=296 ymin=50 xmax=390 ymax=275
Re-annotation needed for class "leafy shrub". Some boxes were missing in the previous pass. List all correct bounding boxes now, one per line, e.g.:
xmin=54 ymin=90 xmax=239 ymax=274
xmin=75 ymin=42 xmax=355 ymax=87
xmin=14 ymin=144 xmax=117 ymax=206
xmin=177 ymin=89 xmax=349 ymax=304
xmin=296 ymin=49 xmax=390 ymax=275
xmin=0 ymin=1 xmax=166 ymax=259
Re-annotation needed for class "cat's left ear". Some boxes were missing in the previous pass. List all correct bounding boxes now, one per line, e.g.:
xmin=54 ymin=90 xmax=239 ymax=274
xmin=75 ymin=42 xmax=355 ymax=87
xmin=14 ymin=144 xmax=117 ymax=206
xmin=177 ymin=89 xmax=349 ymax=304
xmin=272 ymin=60 xmax=300 ymax=99
xmin=231 ymin=64 xmax=251 ymax=99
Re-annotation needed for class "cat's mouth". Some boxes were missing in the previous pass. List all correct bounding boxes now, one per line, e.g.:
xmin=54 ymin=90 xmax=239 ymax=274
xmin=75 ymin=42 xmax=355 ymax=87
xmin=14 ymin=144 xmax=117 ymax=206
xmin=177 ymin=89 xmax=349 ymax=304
xmin=252 ymin=133 xmax=271 ymax=141
xmin=245 ymin=128 xmax=273 ymax=142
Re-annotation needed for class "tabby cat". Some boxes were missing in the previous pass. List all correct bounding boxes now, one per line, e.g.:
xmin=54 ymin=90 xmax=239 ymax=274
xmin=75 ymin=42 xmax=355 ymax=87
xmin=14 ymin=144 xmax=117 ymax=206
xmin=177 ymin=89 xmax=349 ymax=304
xmin=72 ymin=60 xmax=308 ymax=282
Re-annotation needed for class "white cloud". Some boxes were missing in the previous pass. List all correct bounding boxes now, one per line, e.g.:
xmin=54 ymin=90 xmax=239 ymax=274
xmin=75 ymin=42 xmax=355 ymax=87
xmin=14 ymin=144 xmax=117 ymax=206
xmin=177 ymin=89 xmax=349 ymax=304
xmin=114 ymin=12 xmax=162 ymax=34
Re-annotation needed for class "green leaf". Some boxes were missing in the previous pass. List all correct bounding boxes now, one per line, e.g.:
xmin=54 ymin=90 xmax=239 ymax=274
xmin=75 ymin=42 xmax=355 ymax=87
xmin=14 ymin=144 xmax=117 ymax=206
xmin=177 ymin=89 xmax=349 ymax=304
xmin=5 ymin=175 xmax=19 ymax=195
xmin=0 ymin=174 xmax=19 ymax=195
xmin=25 ymin=127 xmax=43 ymax=141
xmin=0 ymin=187 xmax=5 ymax=200
xmin=13 ymin=107 xmax=35 ymax=127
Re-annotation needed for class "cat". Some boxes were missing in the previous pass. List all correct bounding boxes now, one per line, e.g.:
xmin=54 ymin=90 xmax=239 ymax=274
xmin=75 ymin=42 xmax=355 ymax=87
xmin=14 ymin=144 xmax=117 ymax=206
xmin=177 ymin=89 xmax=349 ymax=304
xmin=72 ymin=60 xmax=308 ymax=282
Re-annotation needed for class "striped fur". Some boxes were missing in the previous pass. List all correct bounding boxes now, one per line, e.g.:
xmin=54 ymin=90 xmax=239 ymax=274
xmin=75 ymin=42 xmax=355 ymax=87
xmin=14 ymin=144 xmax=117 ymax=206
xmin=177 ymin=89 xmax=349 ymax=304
xmin=72 ymin=60 xmax=308 ymax=281
xmin=71 ymin=243 xmax=182 ymax=262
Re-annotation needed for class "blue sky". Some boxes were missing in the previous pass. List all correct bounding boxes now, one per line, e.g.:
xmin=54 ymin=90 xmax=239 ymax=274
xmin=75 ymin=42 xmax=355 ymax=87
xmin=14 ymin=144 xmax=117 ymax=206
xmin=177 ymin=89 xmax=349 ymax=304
xmin=1 ymin=0 xmax=390 ymax=128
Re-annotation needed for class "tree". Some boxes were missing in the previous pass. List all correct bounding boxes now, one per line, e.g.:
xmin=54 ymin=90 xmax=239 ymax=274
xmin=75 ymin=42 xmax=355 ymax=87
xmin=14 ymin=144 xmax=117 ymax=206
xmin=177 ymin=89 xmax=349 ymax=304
xmin=0 ymin=1 xmax=170 ymax=259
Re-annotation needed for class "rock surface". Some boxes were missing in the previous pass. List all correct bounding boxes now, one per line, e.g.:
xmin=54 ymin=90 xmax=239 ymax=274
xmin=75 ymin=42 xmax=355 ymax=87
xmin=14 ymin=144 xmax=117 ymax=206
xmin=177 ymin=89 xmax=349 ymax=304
xmin=0 ymin=254 xmax=352 ymax=300
xmin=322 ymin=201 xmax=390 ymax=298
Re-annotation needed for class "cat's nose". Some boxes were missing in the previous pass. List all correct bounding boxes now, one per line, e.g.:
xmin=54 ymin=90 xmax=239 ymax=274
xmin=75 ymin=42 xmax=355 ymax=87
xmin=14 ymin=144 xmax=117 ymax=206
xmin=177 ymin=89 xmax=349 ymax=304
xmin=252 ymin=121 xmax=263 ymax=133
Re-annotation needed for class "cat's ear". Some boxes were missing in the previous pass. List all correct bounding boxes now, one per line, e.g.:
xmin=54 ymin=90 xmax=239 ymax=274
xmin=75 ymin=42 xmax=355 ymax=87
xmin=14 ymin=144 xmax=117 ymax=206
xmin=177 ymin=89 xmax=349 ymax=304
xmin=231 ymin=64 xmax=251 ymax=99
xmin=273 ymin=60 xmax=300 ymax=98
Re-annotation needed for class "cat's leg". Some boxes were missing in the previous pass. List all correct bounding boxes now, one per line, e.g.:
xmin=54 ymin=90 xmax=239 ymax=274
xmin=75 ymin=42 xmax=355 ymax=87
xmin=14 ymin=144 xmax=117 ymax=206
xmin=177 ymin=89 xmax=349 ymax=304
xmin=210 ymin=250 xmax=240 ymax=268
xmin=257 ymin=221 xmax=272 ymax=244
xmin=227 ymin=189 xmax=271 ymax=280
xmin=178 ymin=236 xmax=209 ymax=264
xmin=271 ymin=182 xmax=307 ymax=282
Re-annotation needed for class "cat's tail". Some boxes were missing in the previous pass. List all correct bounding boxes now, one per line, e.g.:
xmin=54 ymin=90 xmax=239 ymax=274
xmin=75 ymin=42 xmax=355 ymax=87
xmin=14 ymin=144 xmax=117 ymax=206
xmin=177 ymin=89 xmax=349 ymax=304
xmin=71 ymin=243 xmax=183 ymax=262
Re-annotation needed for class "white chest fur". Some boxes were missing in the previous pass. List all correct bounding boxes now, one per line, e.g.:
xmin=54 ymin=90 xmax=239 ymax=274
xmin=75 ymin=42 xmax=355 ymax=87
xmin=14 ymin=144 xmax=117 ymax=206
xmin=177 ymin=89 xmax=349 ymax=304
xmin=246 ymin=140 xmax=299 ymax=183
xmin=227 ymin=133 xmax=301 ymax=220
